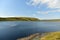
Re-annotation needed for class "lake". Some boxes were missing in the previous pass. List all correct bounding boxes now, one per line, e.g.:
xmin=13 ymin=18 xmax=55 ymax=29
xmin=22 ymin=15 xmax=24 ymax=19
xmin=0 ymin=21 xmax=60 ymax=40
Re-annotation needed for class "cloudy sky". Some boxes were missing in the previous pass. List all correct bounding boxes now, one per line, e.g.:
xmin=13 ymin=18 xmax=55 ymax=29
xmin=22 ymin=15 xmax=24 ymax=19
xmin=0 ymin=0 xmax=60 ymax=19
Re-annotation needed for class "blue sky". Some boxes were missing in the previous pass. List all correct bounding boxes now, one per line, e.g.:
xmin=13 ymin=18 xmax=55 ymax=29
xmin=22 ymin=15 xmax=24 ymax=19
xmin=0 ymin=0 xmax=60 ymax=19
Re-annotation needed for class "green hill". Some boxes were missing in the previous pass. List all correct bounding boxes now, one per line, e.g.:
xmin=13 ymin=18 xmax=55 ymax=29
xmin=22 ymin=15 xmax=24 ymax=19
xmin=0 ymin=17 xmax=40 ymax=21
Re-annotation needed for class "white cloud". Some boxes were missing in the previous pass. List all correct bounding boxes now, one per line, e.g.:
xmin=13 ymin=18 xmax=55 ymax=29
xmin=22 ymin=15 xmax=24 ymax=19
xmin=26 ymin=0 xmax=60 ymax=8
xmin=48 ymin=0 xmax=59 ymax=8
xmin=50 ymin=10 xmax=60 ymax=12
xmin=37 ymin=11 xmax=48 ymax=14
xmin=37 ymin=9 xmax=60 ymax=14
xmin=26 ymin=0 xmax=41 ymax=6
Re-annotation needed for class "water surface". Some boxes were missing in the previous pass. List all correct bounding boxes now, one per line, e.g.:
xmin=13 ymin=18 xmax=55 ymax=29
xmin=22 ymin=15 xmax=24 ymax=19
xmin=0 ymin=21 xmax=60 ymax=40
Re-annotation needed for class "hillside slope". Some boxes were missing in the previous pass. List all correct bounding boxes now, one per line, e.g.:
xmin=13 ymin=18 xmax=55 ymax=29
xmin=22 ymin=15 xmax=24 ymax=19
xmin=0 ymin=17 xmax=40 ymax=21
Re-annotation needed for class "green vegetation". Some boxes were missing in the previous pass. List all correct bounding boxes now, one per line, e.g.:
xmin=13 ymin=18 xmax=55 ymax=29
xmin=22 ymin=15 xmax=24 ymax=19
xmin=40 ymin=32 xmax=60 ymax=40
xmin=1 ymin=17 xmax=60 ymax=21
xmin=41 ymin=19 xmax=60 ymax=22
xmin=0 ymin=17 xmax=40 ymax=21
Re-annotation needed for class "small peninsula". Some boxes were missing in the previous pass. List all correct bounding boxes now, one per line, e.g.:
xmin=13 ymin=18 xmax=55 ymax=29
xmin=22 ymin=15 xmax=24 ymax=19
xmin=0 ymin=17 xmax=40 ymax=21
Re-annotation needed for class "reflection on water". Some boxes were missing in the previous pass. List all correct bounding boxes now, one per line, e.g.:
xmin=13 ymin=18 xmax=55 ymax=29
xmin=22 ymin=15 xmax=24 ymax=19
xmin=0 ymin=21 xmax=60 ymax=40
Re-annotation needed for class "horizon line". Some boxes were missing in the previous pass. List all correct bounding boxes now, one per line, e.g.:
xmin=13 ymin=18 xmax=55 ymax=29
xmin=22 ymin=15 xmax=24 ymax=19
xmin=0 ymin=16 xmax=60 ymax=20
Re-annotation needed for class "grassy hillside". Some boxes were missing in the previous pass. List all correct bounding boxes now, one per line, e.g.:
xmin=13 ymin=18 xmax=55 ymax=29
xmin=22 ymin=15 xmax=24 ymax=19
xmin=40 ymin=32 xmax=60 ymax=40
xmin=0 ymin=17 xmax=40 ymax=21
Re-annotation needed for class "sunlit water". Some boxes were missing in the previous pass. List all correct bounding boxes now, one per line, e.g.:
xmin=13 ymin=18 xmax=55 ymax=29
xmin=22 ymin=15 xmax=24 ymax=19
xmin=0 ymin=21 xmax=60 ymax=40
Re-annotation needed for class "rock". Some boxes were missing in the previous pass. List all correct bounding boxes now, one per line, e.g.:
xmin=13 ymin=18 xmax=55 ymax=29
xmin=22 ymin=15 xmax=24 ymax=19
xmin=17 ymin=33 xmax=40 ymax=40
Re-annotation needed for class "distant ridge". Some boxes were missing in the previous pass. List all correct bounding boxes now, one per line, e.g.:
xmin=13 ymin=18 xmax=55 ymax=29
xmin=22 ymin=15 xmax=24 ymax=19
xmin=0 ymin=17 xmax=40 ymax=21
xmin=40 ymin=19 xmax=60 ymax=22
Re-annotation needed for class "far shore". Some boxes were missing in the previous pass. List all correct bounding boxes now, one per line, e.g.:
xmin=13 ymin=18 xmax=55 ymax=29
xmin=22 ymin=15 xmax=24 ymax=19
xmin=0 ymin=17 xmax=60 ymax=22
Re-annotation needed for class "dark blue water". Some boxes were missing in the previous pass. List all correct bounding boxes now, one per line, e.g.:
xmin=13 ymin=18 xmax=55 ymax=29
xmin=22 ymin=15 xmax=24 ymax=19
xmin=0 ymin=21 xmax=60 ymax=40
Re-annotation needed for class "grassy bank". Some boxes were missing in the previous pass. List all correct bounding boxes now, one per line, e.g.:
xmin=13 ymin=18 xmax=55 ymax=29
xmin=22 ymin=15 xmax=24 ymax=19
xmin=40 ymin=32 xmax=60 ymax=40
xmin=0 ymin=17 xmax=40 ymax=21
xmin=17 ymin=32 xmax=60 ymax=40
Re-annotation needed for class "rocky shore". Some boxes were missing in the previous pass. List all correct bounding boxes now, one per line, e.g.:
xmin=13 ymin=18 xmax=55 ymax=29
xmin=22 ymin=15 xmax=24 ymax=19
xmin=17 ymin=32 xmax=60 ymax=40
xmin=17 ymin=33 xmax=40 ymax=40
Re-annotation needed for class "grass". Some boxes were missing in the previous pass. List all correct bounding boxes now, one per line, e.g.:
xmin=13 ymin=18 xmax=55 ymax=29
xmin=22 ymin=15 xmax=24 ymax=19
xmin=0 ymin=17 xmax=40 ymax=21
xmin=40 ymin=32 xmax=60 ymax=40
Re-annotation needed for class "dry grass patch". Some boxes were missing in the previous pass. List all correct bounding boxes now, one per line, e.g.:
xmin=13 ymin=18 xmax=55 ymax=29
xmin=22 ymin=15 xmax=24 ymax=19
xmin=40 ymin=32 xmax=60 ymax=40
